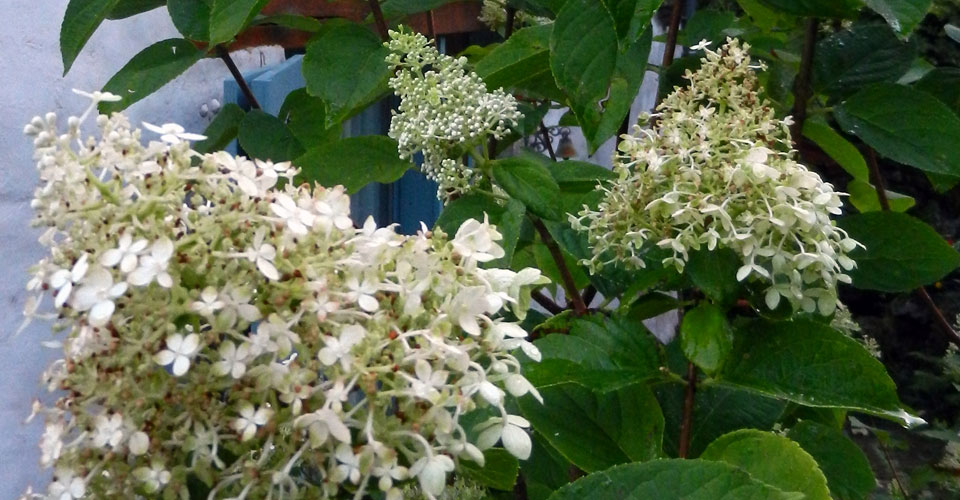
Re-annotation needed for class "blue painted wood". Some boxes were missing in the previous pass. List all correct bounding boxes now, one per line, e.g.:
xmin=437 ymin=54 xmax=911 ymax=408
xmin=223 ymin=56 xmax=441 ymax=233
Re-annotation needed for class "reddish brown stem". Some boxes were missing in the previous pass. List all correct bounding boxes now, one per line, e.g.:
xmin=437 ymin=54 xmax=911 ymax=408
xmin=532 ymin=289 xmax=564 ymax=315
xmin=532 ymin=217 xmax=587 ymax=316
xmin=539 ymin=122 xmax=557 ymax=161
xmin=216 ymin=45 xmax=261 ymax=110
xmin=661 ymin=0 xmax=685 ymax=68
xmin=505 ymin=6 xmax=517 ymax=38
xmin=367 ymin=0 xmax=389 ymax=41
xmin=677 ymin=362 xmax=697 ymax=458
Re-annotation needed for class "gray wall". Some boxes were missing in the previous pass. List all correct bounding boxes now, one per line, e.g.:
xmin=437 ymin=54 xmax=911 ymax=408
xmin=0 ymin=3 xmax=283 ymax=497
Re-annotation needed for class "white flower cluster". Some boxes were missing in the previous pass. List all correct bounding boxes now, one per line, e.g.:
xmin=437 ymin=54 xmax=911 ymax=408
xmin=571 ymin=39 xmax=861 ymax=316
xmin=386 ymin=30 xmax=521 ymax=201
xmin=21 ymin=92 xmax=546 ymax=500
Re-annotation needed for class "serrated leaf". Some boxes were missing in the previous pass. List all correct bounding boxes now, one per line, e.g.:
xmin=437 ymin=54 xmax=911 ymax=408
xmin=757 ymin=0 xmax=861 ymax=18
xmin=787 ymin=421 xmax=876 ymax=500
xmin=238 ymin=110 xmax=304 ymax=162
xmin=303 ymin=21 xmax=392 ymax=127
xmin=295 ymin=136 xmax=413 ymax=193
xmin=100 ymin=39 xmax=205 ymax=113
xmin=701 ymin=430 xmax=830 ymax=500
xmin=834 ymin=83 xmax=960 ymax=177
xmin=813 ymin=23 xmax=916 ymax=98
xmin=862 ymin=0 xmax=933 ymax=36
xmin=837 ymin=211 xmax=960 ymax=291
xmin=602 ymin=0 xmax=664 ymax=44
xmin=167 ymin=0 xmax=210 ymax=40
xmin=491 ymin=156 xmax=563 ymax=221
xmin=547 ymin=459 xmax=804 ymax=500
xmin=802 ymin=119 xmax=869 ymax=181
xmin=519 ymin=383 xmax=664 ymax=472
xmin=460 ymin=448 xmax=520 ymax=491
xmin=680 ymin=303 xmax=733 ymax=374
xmin=209 ymin=0 xmax=269 ymax=45
xmin=719 ymin=318 xmax=906 ymax=421
xmin=550 ymin=0 xmax=618 ymax=152
xmin=278 ymin=89 xmax=342 ymax=147
xmin=846 ymin=179 xmax=915 ymax=213
xmin=61 ymin=0 xmax=121 ymax=74
xmin=193 ymin=103 xmax=245 ymax=154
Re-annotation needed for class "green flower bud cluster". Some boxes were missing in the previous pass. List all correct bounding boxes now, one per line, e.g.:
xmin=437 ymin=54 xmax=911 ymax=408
xmin=571 ymin=39 xmax=861 ymax=316
xmin=386 ymin=30 xmax=521 ymax=201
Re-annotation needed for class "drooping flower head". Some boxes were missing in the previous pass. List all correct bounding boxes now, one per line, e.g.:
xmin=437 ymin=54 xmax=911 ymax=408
xmin=386 ymin=29 xmax=521 ymax=201
xmin=21 ymin=93 xmax=545 ymax=499
xmin=571 ymin=39 xmax=861 ymax=315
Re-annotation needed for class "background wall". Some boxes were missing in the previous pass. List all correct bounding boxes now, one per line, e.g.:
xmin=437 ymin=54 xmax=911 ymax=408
xmin=0 ymin=3 xmax=283 ymax=497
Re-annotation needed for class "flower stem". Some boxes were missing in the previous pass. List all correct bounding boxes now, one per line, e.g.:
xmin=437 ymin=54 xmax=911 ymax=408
xmin=531 ymin=216 xmax=587 ymax=315
xmin=790 ymin=18 xmax=819 ymax=143
xmin=216 ymin=45 xmax=261 ymax=111
xmin=661 ymin=0 xmax=685 ymax=69
xmin=677 ymin=361 xmax=697 ymax=458
xmin=368 ymin=0 xmax=390 ymax=41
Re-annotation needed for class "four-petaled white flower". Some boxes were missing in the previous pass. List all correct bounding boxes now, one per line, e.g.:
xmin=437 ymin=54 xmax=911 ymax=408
xmin=452 ymin=215 xmax=505 ymax=263
xmin=233 ymin=403 xmax=273 ymax=442
xmin=132 ymin=462 xmax=171 ymax=493
xmin=345 ymin=275 xmax=380 ymax=312
xmin=49 ymin=467 xmax=86 ymax=500
xmin=39 ymin=422 xmax=64 ymax=467
xmin=71 ymin=267 xmax=128 ymax=327
xmin=154 ymin=333 xmax=200 ymax=376
xmin=242 ymin=229 xmax=279 ymax=281
xmin=475 ymin=415 xmax=532 ymax=460
xmin=91 ymin=412 xmax=124 ymax=449
xmin=100 ymin=233 xmax=148 ymax=273
xmin=405 ymin=359 xmax=448 ymax=403
xmin=49 ymin=253 xmax=89 ymax=308
xmin=295 ymin=407 xmax=353 ymax=449
xmin=191 ymin=286 xmax=225 ymax=317
xmin=213 ymin=341 xmax=250 ymax=379
xmin=128 ymin=237 xmax=174 ymax=288
xmin=318 ymin=325 xmax=366 ymax=369
xmin=142 ymin=122 xmax=206 ymax=144
xmin=409 ymin=454 xmax=455 ymax=497
xmin=270 ymin=192 xmax=315 ymax=235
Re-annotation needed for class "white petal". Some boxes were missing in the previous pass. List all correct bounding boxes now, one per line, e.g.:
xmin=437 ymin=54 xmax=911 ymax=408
xmin=100 ymin=249 xmax=122 ymax=267
xmin=88 ymin=300 xmax=115 ymax=327
xmin=478 ymin=381 xmax=504 ymax=406
xmin=736 ymin=265 xmax=752 ymax=282
xmin=154 ymin=350 xmax=176 ymax=366
xmin=172 ymin=356 xmax=190 ymax=376
xmin=358 ymin=294 xmax=379 ymax=312
xmin=257 ymin=258 xmax=280 ymax=281
xmin=501 ymin=424 xmax=532 ymax=460
xmin=128 ymin=431 xmax=149 ymax=455
xmin=180 ymin=333 xmax=200 ymax=355
xmin=419 ymin=461 xmax=448 ymax=497
xmin=765 ymin=289 xmax=780 ymax=310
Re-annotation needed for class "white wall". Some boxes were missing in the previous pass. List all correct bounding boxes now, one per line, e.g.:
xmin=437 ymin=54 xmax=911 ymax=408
xmin=0 ymin=3 xmax=283 ymax=497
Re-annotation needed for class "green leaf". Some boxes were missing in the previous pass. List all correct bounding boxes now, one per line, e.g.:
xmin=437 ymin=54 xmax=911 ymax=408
xmin=460 ymin=448 xmax=520 ymax=491
xmin=209 ymin=0 xmax=269 ymax=45
xmin=167 ymin=0 xmax=211 ymax=40
xmin=108 ymin=0 xmax=166 ymax=19
xmin=434 ymin=193 xmax=525 ymax=268
xmin=548 ymin=160 xmax=616 ymax=190
xmin=719 ymin=318 xmax=906 ymax=420
xmin=846 ymin=179 xmax=915 ymax=213
xmin=278 ymin=89 xmax=342 ymax=147
xmin=238 ymin=110 xmax=305 ymax=162
xmin=862 ymin=0 xmax=933 ymax=36
xmin=914 ymin=67 xmax=960 ymax=114
xmin=813 ymin=23 xmax=916 ymax=98
xmin=801 ymin=119 xmax=869 ymax=181
xmin=681 ymin=304 xmax=733 ymax=374
xmin=657 ymin=385 xmax=787 ymax=458
xmin=100 ymin=39 xmax=205 ymax=113
xmin=736 ymin=0 xmax=788 ymax=29
xmin=686 ymin=248 xmax=742 ymax=306
xmin=295 ymin=136 xmax=413 ymax=193
xmin=303 ymin=21 xmax=392 ymax=127
xmin=381 ymin=0 xmax=457 ymax=17
xmin=524 ymin=433 xmax=572 ymax=500
xmin=547 ymin=459 xmax=805 ymax=500
xmin=787 ymin=421 xmax=876 ymax=500
xmin=834 ymin=83 xmax=960 ymax=176
xmin=491 ymin=156 xmax=564 ymax=221
xmin=524 ymin=313 xmax=661 ymax=391
xmin=602 ymin=0 xmax=664 ymax=44
xmin=701 ymin=430 xmax=830 ymax=500
xmin=475 ymin=24 xmax=562 ymax=101
xmin=757 ymin=0 xmax=862 ymax=18
xmin=837 ymin=211 xmax=960 ymax=291
xmin=550 ymin=0 xmax=618 ymax=152
xmin=193 ymin=103 xmax=245 ymax=154
xmin=677 ymin=9 xmax=741 ymax=47
xmin=61 ymin=0 xmax=121 ymax=74
xmin=519 ymin=383 xmax=664 ymax=472
xmin=251 ymin=14 xmax=323 ymax=32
